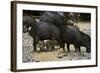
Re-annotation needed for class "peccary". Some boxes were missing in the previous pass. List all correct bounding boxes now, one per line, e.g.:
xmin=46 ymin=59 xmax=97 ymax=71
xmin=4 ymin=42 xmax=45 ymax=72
xmin=59 ymin=25 xmax=81 ymax=52
xmin=64 ymin=27 xmax=91 ymax=53
xmin=43 ymin=40 xmax=60 ymax=51
xmin=28 ymin=21 xmax=61 ymax=51
xmin=23 ymin=13 xmax=64 ymax=51
xmin=64 ymin=12 xmax=75 ymax=26
xmin=37 ymin=40 xmax=59 ymax=51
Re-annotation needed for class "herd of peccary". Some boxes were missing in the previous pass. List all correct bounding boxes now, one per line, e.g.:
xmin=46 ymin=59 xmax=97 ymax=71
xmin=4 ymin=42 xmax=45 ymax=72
xmin=23 ymin=11 xmax=91 ymax=53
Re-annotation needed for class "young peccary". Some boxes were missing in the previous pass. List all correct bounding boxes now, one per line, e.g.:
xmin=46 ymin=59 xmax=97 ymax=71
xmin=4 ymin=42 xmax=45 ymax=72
xmin=60 ymin=25 xmax=81 ymax=52
xmin=44 ymin=40 xmax=59 ymax=51
xmin=57 ymin=24 xmax=91 ymax=53
xmin=36 ymin=40 xmax=59 ymax=51
xmin=67 ymin=31 xmax=91 ymax=53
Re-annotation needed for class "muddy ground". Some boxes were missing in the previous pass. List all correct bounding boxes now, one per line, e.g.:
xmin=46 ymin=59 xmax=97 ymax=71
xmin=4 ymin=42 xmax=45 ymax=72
xmin=22 ymin=22 xmax=91 ymax=63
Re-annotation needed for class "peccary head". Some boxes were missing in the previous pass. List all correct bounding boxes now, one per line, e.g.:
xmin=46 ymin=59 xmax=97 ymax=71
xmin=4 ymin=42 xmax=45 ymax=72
xmin=23 ymin=15 xmax=35 ymax=33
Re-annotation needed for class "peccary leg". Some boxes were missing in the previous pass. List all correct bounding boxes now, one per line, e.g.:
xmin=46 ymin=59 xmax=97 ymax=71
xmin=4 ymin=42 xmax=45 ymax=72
xmin=78 ymin=46 xmax=81 ymax=52
xmin=86 ymin=47 xmax=91 ymax=53
xmin=74 ymin=44 xmax=80 ymax=52
xmin=67 ymin=43 xmax=70 ymax=52
xmin=42 ymin=41 xmax=45 ymax=51
xmin=74 ymin=45 xmax=78 ymax=51
xmin=33 ymin=36 xmax=39 ymax=52
xmin=58 ymin=41 xmax=63 ymax=48
xmin=62 ymin=42 xmax=65 ymax=52
xmin=33 ymin=42 xmax=37 ymax=51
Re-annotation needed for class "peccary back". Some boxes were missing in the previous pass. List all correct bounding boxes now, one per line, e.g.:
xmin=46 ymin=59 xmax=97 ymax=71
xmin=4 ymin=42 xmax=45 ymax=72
xmin=35 ymin=21 xmax=60 ymax=40
xmin=40 ymin=12 xmax=64 ymax=26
